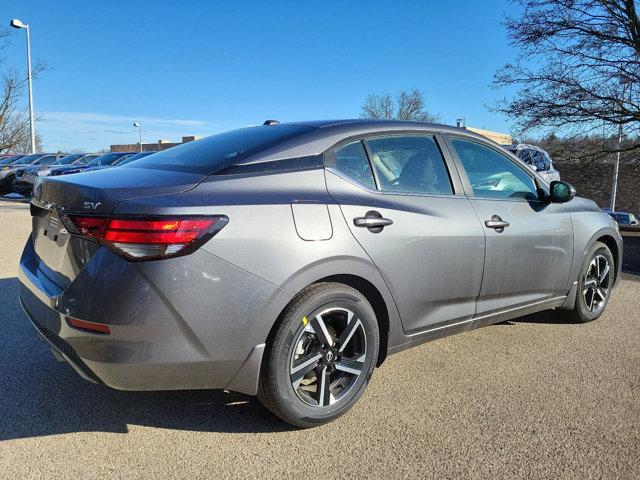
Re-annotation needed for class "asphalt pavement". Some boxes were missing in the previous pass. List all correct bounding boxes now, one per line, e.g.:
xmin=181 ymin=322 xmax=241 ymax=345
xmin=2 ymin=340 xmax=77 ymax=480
xmin=0 ymin=198 xmax=638 ymax=479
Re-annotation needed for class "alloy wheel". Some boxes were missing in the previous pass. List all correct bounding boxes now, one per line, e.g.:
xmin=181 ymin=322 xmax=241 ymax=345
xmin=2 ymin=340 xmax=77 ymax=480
xmin=290 ymin=307 xmax=367 ymax=407
xmin=583 ymin=254 xmax=610 ymax=314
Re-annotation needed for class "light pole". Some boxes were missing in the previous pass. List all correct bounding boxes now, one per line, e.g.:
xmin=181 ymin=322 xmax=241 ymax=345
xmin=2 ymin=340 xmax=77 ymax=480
xmin=133 ymin=122 xmax=142 ymax=152
xmin=10 ymin=18 xmax=36 ymax=153
xmin=610 ymin=77 xmax=631 ymax=213
xmin=609 ymin=123 xmax=623 ymax=213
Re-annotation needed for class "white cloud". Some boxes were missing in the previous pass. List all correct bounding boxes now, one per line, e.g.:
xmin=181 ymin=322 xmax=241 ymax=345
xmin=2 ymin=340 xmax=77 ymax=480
xmin=37 ymin=111 xmax=220 ymax=152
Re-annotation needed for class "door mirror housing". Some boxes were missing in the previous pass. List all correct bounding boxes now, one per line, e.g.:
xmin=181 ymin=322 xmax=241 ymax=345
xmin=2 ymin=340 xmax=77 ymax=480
xmin=549 ymin=181 xmax=576 ymax=203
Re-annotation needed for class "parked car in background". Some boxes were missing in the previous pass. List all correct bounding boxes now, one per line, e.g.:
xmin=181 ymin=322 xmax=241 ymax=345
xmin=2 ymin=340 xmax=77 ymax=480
xmin=507 ymin=144 xmax=561 ymax=184
xmin=608 ymin=211 xmax=640 ymax=231
xmin=12 ymin=154 xmax=100 ymax=196
xmin=18 ymin=120 xmax=621 ymax=428
xmin=10 ymin=153 xmax=67 ymax=196
xmin=59 ymin=152 xmax=134 ymax=175
xmin=0 ymin=154 xmax=25 ymax=165
xmin=1 ymin=154 xmax=64 ymax=195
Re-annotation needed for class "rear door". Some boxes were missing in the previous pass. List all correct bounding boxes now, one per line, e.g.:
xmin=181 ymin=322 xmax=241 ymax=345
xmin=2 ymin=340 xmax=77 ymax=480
xmin=445 ymin=136 xmax=573 ymax=316
xmin=325 ymin=133 xmax=485 ymax=334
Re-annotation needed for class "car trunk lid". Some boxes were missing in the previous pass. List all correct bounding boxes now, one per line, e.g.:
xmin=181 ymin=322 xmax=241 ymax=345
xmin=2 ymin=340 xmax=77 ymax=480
xmin=29 ymin=167 xmax=207 ymax=288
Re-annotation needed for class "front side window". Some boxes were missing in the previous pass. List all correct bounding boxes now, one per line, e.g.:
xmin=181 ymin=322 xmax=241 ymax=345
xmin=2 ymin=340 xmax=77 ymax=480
xmin=333 ymin=141 xmax=376 ymax=189
xmin=451 ymin=138 xmax=538 ymax=201
xmin=364 ymin=135 xmax=453 ymax=195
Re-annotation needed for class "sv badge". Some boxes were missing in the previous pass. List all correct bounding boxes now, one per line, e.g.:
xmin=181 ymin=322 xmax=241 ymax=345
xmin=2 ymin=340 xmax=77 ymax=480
xmin=83 ymin=201 xmax=101 ymax=210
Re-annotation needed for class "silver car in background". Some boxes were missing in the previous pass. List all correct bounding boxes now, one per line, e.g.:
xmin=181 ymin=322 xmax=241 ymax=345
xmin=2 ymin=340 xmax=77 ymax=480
xmin=18 ymin=120 xmax=621 ymax=427
xmin=512 ymin=143 xmax=561 ymax=183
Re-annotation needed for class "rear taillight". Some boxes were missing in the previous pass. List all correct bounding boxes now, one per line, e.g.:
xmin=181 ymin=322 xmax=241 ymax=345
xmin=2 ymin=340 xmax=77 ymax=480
xmin=60 ymin=215 xmax=228 ymax=261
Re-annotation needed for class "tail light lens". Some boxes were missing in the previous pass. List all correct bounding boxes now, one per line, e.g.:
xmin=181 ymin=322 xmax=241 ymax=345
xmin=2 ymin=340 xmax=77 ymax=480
xmin=60 ymin=215 xmax=228 ymax=261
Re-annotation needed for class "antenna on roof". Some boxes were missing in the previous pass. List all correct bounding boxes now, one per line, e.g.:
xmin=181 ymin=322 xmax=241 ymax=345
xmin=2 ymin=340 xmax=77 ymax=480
xmin=263 ymin=119 xmax=280 ymax=126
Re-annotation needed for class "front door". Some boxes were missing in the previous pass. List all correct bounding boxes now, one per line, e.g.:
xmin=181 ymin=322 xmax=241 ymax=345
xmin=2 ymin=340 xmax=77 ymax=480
xmin=325 ymin=134 xmax=485 ymax=334
xmin=446 ymin=136 xmax=574 ymax=316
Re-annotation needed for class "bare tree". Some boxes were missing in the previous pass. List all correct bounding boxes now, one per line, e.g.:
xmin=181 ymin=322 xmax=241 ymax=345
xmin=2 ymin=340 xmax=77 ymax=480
xmin=494 ymin=0 xmax=640 ymax=156
xmin=361 ymin=89 xmax=439 ymax=122
xmin=0 ymin=27 xmax=46 ymax=153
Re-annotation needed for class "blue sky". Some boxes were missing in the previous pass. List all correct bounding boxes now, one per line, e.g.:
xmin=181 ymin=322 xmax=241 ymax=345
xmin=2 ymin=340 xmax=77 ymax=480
xmin=2 ymin=0 xmax=520 ymax=152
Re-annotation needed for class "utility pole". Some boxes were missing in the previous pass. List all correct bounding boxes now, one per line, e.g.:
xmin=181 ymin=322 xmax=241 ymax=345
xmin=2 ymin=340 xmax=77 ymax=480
xmin=609 ymin=123 xmax=623 ymax=212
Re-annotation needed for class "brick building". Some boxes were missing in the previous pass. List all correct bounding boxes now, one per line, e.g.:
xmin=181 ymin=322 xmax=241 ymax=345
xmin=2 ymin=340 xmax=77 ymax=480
xmin=110 ymin=135 xmax=201 ymax=152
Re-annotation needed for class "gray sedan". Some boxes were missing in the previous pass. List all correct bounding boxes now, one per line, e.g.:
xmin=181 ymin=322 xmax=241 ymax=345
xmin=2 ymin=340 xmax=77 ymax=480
xmin=18 ymin=120 xmax=622 ymax=427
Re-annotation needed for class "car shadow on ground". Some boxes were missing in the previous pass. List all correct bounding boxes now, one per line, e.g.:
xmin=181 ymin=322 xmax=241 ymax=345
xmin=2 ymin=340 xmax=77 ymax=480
xmin=0 ymin=277 xmax=292 ymax=441
xmin=500 ymin=310 xmax=573 ymax=325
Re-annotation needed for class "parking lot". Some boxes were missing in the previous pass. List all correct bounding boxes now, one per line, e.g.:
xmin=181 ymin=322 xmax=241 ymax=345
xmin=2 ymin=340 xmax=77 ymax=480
xmin=0 ymin=197 xmax=638 ymax=479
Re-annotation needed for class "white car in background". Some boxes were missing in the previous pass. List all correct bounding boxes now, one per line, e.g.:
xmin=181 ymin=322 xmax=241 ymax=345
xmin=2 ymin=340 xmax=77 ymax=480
xmin=509 ymin=144 xmax=561 ymax=183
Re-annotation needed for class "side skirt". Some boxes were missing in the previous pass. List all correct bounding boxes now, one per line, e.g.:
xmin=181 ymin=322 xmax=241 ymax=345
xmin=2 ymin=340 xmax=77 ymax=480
xmin=387 ymin=296 xmax=567 ymax=356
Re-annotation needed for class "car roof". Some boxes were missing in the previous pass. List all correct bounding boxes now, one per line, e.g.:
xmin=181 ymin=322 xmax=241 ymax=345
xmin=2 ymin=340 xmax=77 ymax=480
xmin=281 ymin=118 xmax=462 ymax=132
xmin=239 ymin=119 xmax=492 ymax=165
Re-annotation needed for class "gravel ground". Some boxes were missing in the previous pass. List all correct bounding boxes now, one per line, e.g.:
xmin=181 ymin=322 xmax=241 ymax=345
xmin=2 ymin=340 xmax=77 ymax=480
xmin=0 ymin=198 xmax=639 ymax=479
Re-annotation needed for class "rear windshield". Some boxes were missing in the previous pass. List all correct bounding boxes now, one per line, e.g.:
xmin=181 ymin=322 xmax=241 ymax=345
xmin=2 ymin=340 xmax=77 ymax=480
xmin=123 ymin=125 xmax=316 ymax=174
xmin=30 ymin=155 xmax=57 ymax=165
xmin=115 ymin=151 xmax=154 ymax=165
xmin=0 ymin=156 xmax=22 ymax=165
xmin=53 ymin=154 xmax=84 ymax=165
xmin=17 ymin=154 xmax=43 ymax=164
xmin=76 ymin=155 xmax=98 ymax=165
xmin=89 ymin=153 xmax=130 ymax=166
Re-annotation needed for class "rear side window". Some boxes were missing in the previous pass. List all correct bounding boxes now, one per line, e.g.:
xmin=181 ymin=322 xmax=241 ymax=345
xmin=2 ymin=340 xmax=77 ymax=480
xmin=364 ymin=135 xmax=453 ymax=195
xmin=124 ymin=125 xmax=316 ymax=174
xmin=333 ymin=141 xmax=376 ymax=190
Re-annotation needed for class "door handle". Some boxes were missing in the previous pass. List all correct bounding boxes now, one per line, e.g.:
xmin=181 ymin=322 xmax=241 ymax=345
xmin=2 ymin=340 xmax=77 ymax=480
xmin=354 ymin=211 xmax=393 ymax=233
xmin=485 ymin=215 xmax=510 ymax=232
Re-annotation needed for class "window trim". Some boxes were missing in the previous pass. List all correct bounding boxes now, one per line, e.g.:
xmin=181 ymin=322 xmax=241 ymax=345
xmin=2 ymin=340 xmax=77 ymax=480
xmin=442 ymin=133 xmax=546 ymax=203
xmin=323 ymin=130 xmax=466 ymax=198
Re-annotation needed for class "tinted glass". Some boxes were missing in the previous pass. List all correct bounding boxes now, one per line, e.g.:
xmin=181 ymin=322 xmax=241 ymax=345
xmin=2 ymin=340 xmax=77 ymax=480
xmin=529 ymin=150 xmax=550 ymax=171
xmin=115 ymin=152 xmax=154 ymax=165
xmin=76 ymin=155 xmax=98 ymax=165
xmin=31 ymin=155 xmax=57 ymax=165
xmin=53 ymin=154 xmax=84 ymax=165
xmin=452 ymin=138 xmax=538 ymax=201
xmin=517 ymin=149 xmax=533 ymax=166
xmin=614 ymin=213 xmax=630 ymax=223
xmin=17 ymin=154 xmax=43 ymax=164
xmin=365 ymin=135 xmax=453 ymax=195
xmin=90 ymin=153 xmax=129 ymax=166
xmin=0 ymin=156 xmax=21 ymax=165
xmin=125 ymin=125 xmax=316 ymax=174
xmin=333 ymin=141 xmax=376 ymax=189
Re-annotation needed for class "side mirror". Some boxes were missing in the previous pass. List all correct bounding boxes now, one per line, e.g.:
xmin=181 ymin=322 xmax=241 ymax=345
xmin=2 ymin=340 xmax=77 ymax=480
xmin=549 ymin=181 xmax=576 ymax=203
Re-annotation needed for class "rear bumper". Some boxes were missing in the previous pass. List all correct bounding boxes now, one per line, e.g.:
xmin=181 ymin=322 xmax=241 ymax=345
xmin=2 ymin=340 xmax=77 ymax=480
xmin=19 ymin=290 xmax=102 ymax=384
xmin=17 ymin=236 xmax=292 ymax=394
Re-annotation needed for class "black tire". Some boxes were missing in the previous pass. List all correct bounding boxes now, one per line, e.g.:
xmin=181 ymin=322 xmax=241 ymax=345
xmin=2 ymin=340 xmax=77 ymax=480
xmin=0 ymin=176 xmax=14 ymax=195
xmin=565 ymin=241 xmax=614 ymax=323
xmin=258 ymin=282 xmax=380 ymax=428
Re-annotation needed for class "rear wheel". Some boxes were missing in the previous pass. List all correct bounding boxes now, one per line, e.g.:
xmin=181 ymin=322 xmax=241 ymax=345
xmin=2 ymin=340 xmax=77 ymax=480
xmin=258 ymin=282 xmax=379 ymax=428
xmin=565 ymin=241 xmax=614 ymax=323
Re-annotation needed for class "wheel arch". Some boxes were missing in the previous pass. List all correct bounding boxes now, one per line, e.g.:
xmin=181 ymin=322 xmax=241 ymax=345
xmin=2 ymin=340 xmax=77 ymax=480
xmin=270 ymin=257 xmax=404 ymax=367
xmin=314 ymin=274 xmax=390 ymax=366
xmin=595 ymin=234 xmax=620 ymax=283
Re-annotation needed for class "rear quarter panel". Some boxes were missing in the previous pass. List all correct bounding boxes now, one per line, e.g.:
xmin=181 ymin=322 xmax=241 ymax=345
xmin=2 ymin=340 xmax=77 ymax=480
xmin=113 ymin=168 xmax=404 ymax=354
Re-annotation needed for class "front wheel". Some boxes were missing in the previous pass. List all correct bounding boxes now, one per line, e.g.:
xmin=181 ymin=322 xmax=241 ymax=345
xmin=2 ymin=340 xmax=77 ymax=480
xmin=258 ymin=282 xmax=379 ymax=428
xmin=565 ymin=241 xmax=614 ymax=323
